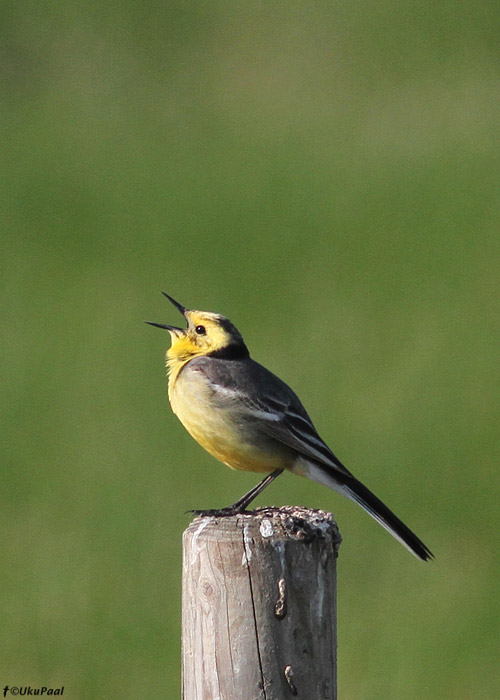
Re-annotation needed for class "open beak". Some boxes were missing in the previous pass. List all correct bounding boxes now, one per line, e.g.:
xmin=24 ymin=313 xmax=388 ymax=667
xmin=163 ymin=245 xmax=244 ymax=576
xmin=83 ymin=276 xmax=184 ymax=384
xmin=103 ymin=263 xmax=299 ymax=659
xmin=145 ymin=292 xmax=189 ymax=334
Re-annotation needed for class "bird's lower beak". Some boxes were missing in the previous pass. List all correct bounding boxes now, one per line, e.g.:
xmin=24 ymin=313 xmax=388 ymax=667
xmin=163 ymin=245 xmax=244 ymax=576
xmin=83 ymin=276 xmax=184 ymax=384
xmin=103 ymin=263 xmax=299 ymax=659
xmin=145 ymin=321 xmax=184 ymax=337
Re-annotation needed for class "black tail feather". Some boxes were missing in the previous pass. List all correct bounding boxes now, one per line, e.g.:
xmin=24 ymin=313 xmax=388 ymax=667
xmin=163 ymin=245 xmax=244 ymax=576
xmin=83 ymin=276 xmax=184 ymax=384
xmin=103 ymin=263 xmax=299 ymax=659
xmin=342 ymin=475 xmax=433 ymax=561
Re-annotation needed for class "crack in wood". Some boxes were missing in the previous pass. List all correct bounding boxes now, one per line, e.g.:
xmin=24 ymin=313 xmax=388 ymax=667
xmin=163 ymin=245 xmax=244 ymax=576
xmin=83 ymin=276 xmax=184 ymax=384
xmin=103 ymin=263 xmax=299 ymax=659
xmin=241 ymin=521 xmax=267 ymax=700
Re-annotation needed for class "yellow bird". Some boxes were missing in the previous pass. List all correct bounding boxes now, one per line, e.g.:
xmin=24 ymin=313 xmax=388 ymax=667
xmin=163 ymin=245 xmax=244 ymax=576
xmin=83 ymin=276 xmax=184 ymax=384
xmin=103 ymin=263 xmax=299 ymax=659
xmin=147 ymin=293 xmax=433 ymax=561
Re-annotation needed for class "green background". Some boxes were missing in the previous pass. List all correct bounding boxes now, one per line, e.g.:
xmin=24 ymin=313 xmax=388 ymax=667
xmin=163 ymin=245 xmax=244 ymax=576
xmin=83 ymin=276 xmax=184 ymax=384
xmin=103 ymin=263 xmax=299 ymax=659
xmin=2 ymin=2 xmax=499 ymax=698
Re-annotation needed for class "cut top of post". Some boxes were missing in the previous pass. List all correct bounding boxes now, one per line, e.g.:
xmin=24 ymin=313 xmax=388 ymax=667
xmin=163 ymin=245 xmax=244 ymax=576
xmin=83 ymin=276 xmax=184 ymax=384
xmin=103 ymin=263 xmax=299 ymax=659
xmin=184 ymin=505 xmax=342 ymax=551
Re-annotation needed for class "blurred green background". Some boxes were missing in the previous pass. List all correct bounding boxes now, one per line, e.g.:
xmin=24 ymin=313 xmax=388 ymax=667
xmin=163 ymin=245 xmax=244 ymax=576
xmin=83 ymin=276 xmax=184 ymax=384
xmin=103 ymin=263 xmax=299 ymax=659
xmin=1 ymin=2 xmax=499 ymax=698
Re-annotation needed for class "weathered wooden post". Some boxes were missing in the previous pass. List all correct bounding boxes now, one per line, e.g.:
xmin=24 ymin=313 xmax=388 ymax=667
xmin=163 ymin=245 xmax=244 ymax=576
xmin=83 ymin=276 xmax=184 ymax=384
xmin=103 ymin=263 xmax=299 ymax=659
xmin=182 ymin=506 xmax=342 ymax=700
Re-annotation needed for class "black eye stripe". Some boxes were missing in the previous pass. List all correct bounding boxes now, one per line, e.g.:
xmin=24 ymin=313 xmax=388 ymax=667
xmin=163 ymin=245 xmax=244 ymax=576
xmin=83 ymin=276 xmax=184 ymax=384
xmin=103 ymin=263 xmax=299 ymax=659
xmin=195 ymin=325 xmax=206 ymax=335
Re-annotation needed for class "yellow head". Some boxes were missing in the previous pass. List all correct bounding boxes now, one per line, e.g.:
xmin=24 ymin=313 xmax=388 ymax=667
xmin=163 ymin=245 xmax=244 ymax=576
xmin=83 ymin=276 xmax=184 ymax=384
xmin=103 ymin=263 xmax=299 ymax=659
xmin=146 ymin=292 xmax=249 ymax=368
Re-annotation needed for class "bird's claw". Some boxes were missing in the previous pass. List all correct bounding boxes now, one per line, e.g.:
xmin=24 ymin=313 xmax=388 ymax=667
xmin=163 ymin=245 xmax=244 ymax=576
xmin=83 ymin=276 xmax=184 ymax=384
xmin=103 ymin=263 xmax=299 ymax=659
xmin=186 ymin=506 xmax=249 ymax=517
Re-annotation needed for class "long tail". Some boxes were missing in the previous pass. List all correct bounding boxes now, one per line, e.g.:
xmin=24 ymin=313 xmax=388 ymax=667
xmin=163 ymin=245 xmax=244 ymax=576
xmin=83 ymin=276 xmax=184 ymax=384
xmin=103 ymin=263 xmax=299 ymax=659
xmin=301 ymin=461 xmax=433 ymax=561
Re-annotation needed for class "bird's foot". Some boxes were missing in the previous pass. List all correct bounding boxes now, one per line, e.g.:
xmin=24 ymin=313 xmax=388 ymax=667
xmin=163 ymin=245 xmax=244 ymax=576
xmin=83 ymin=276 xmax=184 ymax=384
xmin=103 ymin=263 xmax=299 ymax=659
xmin=187 ymin=506 xmax=249 ymax=517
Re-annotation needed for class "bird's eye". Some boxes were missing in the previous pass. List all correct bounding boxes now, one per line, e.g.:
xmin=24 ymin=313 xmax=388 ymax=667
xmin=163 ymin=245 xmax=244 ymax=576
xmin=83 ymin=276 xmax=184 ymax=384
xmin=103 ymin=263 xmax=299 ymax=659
xmin=195 ymin=325 xmax=206 ymax=335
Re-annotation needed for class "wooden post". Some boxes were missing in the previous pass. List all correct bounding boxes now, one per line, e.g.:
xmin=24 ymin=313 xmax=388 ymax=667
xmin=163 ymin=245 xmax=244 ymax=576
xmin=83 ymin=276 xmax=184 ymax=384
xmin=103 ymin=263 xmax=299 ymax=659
xmin=182 ymin=506 xmax=342 ymax=700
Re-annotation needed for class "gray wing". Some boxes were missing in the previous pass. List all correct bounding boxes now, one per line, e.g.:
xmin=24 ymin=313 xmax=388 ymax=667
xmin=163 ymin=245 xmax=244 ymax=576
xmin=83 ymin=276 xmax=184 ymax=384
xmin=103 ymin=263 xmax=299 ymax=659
xmin=187 ymin=355 xmax=352 ymax=477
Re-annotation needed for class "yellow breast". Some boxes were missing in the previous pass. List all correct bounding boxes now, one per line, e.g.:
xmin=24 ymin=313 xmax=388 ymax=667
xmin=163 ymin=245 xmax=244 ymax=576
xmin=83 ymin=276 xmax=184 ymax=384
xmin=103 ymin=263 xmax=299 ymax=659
xmin=168 ymin=364 xmax=292 ymax=474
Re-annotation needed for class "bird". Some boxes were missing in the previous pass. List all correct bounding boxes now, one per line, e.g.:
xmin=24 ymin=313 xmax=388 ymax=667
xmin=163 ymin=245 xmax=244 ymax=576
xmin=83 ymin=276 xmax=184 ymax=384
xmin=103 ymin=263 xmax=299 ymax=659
xmin=147 ymin=292 xmax=433 ymax=561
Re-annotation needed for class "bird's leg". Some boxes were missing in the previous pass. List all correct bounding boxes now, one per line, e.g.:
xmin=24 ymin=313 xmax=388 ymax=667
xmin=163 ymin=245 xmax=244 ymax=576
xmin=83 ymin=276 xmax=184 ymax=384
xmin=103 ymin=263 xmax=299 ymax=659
xmin=189 ymin=469 xmax=284 ymax=517
xmin=226 ymin=469 xmax=284 ymax=512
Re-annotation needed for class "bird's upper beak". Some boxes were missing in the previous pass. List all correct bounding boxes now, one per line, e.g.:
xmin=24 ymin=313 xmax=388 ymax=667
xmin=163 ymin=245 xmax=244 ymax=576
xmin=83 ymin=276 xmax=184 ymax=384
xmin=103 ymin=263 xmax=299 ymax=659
xmin=145 ymin=292 xmax=189 ymax=335
xmin=161 ymin=292 xmax=188 ymax=316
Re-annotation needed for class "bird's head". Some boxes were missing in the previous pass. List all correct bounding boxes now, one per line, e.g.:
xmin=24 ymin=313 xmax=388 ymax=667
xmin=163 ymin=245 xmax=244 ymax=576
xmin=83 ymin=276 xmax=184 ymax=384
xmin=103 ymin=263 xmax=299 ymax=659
xmin=146 ymin=293 xmax=249 ymax=365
